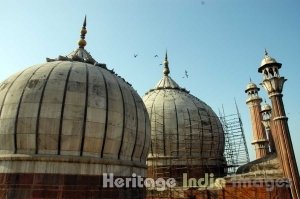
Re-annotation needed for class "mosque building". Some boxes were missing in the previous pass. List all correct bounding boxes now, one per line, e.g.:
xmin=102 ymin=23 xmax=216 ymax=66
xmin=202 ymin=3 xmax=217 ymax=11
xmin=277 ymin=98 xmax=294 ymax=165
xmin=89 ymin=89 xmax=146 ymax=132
xmin=0 ymin=18 xmax=299 ymax=199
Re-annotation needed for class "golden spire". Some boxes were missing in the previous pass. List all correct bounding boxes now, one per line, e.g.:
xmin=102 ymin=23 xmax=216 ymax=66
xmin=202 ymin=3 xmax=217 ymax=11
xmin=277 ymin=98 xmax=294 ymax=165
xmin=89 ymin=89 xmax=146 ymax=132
xmin=78 ymin=15 xmax=87 ymax=48
xmin=163 ymin=50 xmax=170 ymax=76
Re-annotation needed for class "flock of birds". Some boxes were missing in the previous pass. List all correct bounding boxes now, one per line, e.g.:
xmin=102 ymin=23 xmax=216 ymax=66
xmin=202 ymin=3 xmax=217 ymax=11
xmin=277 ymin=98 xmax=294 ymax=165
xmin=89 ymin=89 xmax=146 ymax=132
xmin=133 ymin=53 xmax=189 ymax=78
xmin=133 ymin=54 xmax=158 ymax=58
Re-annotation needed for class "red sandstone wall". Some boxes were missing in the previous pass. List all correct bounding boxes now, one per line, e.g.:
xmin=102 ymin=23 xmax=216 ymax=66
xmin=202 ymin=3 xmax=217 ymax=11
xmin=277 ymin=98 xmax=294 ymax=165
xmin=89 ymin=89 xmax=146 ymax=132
xmin=1 ymin=173 xmax=291 ymax=199
xmin=0 ymin=173 xmax=145 ymax=199
xmin=146 ymin=183 xmax=292 ymax=199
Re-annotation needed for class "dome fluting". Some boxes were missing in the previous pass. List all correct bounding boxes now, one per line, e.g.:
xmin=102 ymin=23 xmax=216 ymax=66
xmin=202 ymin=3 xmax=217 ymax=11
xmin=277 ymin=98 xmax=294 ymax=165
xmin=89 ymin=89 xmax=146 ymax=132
xmin=0 ymin=61 xmax=150 ymax=162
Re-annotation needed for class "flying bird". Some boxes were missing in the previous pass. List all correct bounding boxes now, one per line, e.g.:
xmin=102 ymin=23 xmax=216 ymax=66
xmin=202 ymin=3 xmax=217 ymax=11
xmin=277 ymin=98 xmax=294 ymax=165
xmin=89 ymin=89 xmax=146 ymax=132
xmin=134 ymin=54 xmax=138 ymax=58
xmin=184 ymin=70 xmax=189 ymax=78
xmin=154 ymin=55 xmax=158 ymax=58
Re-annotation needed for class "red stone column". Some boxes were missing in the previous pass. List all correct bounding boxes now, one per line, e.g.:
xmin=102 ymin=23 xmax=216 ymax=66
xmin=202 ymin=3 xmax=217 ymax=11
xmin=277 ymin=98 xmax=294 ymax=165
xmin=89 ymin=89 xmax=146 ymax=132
xmin=245 ymin=83 xmax=269 ymax=159
xmin=259 ymin=52 xmax=300 ymax=198
xmin=269 ymin=93 xmax=300 ymax=198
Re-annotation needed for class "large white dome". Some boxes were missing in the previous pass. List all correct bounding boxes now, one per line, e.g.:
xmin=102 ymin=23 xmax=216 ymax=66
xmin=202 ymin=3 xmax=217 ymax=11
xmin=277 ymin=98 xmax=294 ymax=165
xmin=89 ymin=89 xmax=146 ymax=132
xmin=143 ymin=54 xmax=226 ymax=178
xmin=0 ymin=60 xmax=150 ymax=163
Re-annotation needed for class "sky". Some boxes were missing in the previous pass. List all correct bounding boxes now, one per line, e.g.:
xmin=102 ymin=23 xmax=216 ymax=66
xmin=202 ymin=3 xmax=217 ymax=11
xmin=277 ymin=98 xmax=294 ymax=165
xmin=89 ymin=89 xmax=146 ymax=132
xmin=0 ymin=0 xmax=300 ymax=169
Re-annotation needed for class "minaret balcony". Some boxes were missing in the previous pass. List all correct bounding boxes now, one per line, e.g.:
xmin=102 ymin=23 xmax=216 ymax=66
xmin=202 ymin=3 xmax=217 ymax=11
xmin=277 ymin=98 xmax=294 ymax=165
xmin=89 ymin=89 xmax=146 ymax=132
xmin=261 ymin=76 xmax=286 ymax=94
xmin=261 ymin=120 xmax=271 ymax=129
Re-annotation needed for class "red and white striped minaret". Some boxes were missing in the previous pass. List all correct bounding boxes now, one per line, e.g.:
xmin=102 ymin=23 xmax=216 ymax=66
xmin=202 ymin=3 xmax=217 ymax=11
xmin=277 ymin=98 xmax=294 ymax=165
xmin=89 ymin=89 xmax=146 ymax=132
xmin=259 ymin=50 xmax=300 ymax=199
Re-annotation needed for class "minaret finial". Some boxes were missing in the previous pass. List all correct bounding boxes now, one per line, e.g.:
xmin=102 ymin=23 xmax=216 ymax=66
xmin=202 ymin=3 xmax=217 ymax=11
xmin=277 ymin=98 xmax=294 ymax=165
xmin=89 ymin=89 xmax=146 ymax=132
xmin=165 ymin=50 xmax=168 ymax=60
xmin=78 ymin=15 xmax=87 ymax=48
xmin=264 ymin=48 xmax=268 ymax=56
xmin=163 ymin=50 xmax=170 ymax=76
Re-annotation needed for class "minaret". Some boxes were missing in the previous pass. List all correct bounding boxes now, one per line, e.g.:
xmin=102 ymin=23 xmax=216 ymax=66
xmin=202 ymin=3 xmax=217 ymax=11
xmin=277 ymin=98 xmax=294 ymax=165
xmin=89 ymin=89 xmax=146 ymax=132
xmin=259 ymin=50 xmax=300 ymax=199
xmin=260 ymin=102 xmax=276 ymax=153
xmin=245 ymin=81 xmax=269 ymax=159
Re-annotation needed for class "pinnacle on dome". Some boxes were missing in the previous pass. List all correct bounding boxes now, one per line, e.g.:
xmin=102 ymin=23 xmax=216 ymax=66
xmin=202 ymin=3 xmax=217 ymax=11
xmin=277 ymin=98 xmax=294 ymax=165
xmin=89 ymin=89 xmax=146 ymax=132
xmin=78 ymin=15 xmax=87 ymax=48
xmin=245 ymin=78 xmax=260 ymax=93
xmin=163 ymin=51 xmax=170 ymax=76
xmin=46 ymin=16 xmax=106 ymax=68
xmin=261 ymin=100 xmax=272 ymax=113
xmin=258 ymin=49 xmax=281 ymax=72
xmin=264 ymin=48 xmax=268 ymax=56
xmin=144 ymin=52 xmax=189 ymax=94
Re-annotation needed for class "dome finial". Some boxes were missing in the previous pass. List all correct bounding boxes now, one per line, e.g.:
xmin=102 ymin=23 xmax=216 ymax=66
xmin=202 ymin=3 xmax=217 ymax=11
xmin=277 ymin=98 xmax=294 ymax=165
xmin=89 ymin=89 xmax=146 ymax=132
xmin=78 ymin=15 xmax=87 ymax=48
xmin=163 ymin=50 xmax=170 ymax=76
xmin=264 ymin=48 xmax=268 ymax=56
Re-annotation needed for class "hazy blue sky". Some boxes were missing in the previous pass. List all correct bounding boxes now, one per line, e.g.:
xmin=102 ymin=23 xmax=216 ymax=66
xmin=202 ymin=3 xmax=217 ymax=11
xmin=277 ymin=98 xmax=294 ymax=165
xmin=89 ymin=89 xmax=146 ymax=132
xmin=1 ymin=0 xmax=300 ymax=168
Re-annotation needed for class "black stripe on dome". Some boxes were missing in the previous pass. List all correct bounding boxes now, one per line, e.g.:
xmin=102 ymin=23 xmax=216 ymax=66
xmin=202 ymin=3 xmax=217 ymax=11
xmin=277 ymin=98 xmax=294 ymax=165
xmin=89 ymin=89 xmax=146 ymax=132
xmin=14 ymin=66 xmax=43 ymax=154
xmin=147 ymin=93 xmax=155 ymax=156
xmin=190 ymin=99 xmax=204 ymax=157
xmin=186 ymin=109 xmax=192 ymax=156
xmin=35 ymin=62 xmax=61 ymax=154
xmin=214 ymin=112 xmax=222 ymax=157
xmin=140 ymin=106 xmax=149 ymax=162
xmin=99 ymin=70 xmax=109 ymax=158
xmin=130 ymin=91 xmax=139 ymax=161
xmin=57 ymin=63 xmax=74 ymax=155
xmin=169 ymin=91 xmax=179 ymax=156
xmin=115 ymin=78 xmax=126 ymax=160
xmin=0 ymin=67 xmax=33 ymax=120
xmin=198 ymin=108 xmax=204 ymax=157
xmin=147 ymin=90 xmax=161 ymax=157
xmin=206 ymin=110 xmax=214 ymax=158
xmin=80 ymin=64 xmax=89 ymax=156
